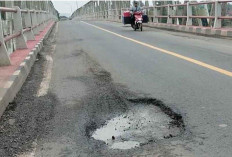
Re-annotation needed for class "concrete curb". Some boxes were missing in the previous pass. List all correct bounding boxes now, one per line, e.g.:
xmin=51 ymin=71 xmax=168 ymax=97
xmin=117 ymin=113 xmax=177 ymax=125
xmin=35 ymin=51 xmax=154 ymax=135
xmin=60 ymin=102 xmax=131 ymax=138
xmin=145 ymin=22 xmax=232 ymax=38
xmin=0 ymin=22 xmax=56 ymax=118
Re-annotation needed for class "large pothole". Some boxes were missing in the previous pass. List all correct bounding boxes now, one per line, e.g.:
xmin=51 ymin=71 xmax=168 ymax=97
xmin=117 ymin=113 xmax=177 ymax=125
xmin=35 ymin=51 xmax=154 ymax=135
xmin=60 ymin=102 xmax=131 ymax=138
xmin=92 ymin=98 xmax=184 ymax=150
xmin=75 ymin=49 xmax=184 ymax=152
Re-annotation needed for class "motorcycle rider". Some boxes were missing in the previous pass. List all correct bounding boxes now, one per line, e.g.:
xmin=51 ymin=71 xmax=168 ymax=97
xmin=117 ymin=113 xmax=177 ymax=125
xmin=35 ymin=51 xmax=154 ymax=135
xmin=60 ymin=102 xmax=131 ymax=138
xmin=130 ymin=1 xmax=142 ymax=26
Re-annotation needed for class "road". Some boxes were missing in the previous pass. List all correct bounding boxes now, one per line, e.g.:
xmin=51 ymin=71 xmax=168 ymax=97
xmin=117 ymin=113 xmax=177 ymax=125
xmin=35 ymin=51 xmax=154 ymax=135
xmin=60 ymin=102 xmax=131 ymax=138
xmin=0 ymin=20 xmax=232 ymax=157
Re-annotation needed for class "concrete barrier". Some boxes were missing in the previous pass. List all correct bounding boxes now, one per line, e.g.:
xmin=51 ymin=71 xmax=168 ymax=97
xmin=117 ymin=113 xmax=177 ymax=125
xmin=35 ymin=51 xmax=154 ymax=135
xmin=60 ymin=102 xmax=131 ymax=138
xmin=221 ymin=30 xmax=232 ymax=37
xmin=201 ymin=28 xmax=211 ymax=35
xmin=0 ymin=22 xmax=56 ymax=119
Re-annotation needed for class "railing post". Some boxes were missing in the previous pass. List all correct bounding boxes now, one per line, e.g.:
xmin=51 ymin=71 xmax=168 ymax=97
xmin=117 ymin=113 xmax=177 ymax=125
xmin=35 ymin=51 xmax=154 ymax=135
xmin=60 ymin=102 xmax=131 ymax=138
xmin=37 ymin=11 xmax=44 ymax=31
xmin=186 ymin=2 xmax=192 ymax=26
xmin=214 ymin=1 xmax=221 ymax=28
xmin=41 ymin=12 xmax=45 ymax=27
xmin=31 ymin=10 xmax=39 ymax=35
xmin=0 ymin=18 xmax=11 ymax=66
xmin=116 ymin=9 xmax=119 ymax=22
xmin=49 ymin=12 xmax=52 ymax=22
xmin=111 ymin=10 xmax=114 ymax=21
xmin=45 ymin=13 xmax=48 ymax=25
xmin=121 ymin=9 xmax=123 ymax=22
xmin=41 ymin=12 xmax=45 ymax=26
xmin=37 ymin=11 xmax=41 ymax=31
xmin=45 ymin=12 xmax=48 ymax=24
xmin=45 ymin=12 xmax=49 ymax=24
xmin=12 ymin=6 xmax=27 ymax=50
xmin=110 ymin=9 xmax=112 ymax=20
xmin=153 ymin=6 xmax=158 ymax=23
xmin=24 ymin=9 xmax=35 ymax=41
xmin=48 ymin=12 xmax=50 ymax=22
xmin=167 ymin=4 xmax=172 ymax=24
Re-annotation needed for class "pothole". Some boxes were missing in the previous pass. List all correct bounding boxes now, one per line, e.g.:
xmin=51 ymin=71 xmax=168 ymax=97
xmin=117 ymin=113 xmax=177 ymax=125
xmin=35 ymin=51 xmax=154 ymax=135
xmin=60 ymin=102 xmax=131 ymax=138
xmin=91 ymin=98 xmax=184 ymax=150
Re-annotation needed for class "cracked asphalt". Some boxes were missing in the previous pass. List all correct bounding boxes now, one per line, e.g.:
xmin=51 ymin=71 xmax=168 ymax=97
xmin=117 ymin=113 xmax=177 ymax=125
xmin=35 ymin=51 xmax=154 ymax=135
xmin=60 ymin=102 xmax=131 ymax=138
xmin=0 ymin=20 xmax=232 ymax=157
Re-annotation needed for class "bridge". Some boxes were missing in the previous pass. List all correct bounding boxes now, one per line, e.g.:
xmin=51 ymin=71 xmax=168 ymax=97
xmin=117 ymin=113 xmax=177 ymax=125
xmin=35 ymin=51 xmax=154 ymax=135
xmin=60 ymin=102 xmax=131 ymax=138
xmin=0 ymin=1 xmax=232 ymax=157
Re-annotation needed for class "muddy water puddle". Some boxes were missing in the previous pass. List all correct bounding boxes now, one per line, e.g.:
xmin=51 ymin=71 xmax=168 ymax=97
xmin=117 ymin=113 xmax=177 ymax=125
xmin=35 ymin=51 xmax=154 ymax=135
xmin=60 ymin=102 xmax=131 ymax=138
xmin=92 ymin=102 xmax=183 ymax=150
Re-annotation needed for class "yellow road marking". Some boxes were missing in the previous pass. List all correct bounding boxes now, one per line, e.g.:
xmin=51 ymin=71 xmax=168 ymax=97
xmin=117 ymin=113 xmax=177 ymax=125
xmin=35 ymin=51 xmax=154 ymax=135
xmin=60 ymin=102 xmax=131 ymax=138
xmin=81 ymin=21 xmax=232 ymax=77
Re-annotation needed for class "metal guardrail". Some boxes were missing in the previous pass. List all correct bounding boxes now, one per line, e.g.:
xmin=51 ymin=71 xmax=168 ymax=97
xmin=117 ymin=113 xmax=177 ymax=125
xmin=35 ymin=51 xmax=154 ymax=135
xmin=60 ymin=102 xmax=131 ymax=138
xmin=75 ymin=1 xmax=232 ymax=29
xmin=3 ymin=32 xmax=21 ymax=43
xmin=149 ymin=1 xmax=232 ymax=20
xmin=0 ymin=6 xmax=58 ymax=66
xmin=0 ymin=7 xmax=17 ymax=13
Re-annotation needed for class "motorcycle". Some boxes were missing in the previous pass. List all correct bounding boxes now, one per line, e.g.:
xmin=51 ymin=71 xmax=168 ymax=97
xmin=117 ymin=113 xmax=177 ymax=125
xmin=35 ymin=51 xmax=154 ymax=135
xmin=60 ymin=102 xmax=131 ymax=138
xmin=131 ymin=11 xmax=143 ymax=31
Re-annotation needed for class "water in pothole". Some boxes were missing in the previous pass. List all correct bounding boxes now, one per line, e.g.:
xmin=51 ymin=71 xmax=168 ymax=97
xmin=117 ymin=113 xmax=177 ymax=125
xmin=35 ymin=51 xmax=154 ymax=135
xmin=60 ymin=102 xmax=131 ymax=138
xmin=92 ymin=104 xmax=181 ymax=150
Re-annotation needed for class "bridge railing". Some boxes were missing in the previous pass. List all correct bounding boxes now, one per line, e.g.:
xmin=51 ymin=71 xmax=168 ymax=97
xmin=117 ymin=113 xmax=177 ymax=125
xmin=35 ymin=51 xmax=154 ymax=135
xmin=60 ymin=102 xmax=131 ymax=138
xmin=0 ymin=5 xmax=58 ymax=66
xmin=74 ymin=1 xmax=232 ymax=29
xmin=145 ymin=1 xmax=232 ymax=28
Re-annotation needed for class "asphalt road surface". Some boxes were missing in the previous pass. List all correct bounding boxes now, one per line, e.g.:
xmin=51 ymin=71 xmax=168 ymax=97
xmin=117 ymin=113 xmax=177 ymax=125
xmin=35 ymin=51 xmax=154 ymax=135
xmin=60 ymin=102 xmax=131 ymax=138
xmin=0 ymin=20 xmax=232 ymax=157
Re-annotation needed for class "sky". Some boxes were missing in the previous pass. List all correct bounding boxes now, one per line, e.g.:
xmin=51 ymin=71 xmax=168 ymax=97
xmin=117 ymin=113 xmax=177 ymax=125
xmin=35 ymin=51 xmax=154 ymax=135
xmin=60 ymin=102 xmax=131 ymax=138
xmin=52 ymin=0 xmax=88 ymax=17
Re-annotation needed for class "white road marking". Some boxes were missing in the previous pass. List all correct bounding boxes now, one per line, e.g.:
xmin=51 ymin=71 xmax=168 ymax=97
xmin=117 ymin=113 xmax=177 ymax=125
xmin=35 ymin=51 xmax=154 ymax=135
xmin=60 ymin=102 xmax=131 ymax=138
xmin=17 ymin=23 xmax=58 ymax=157
xmin=219 ymin=124 xmax=228 ymax=128
xmin=20 ymin=62 xmax=26 ymax=66
xmin=25 ymin=56 xmax=31 ymax=60
xmin=4 ymin=81 xmax=13 ymax=89
xmin=36 ymin=23 xmax=58 ymax=97
xmin=13 ymin=70 xmax=20 ymax=76
xmin=36 ymin=55 xmax=53 ymax=97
